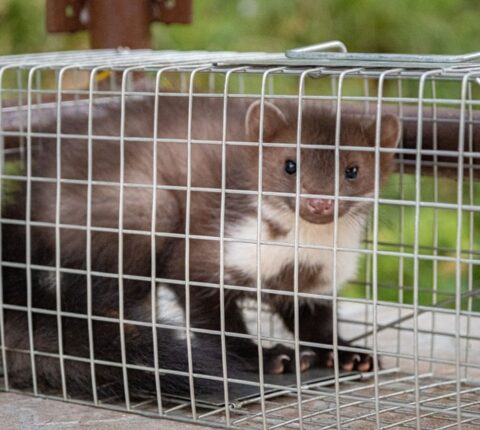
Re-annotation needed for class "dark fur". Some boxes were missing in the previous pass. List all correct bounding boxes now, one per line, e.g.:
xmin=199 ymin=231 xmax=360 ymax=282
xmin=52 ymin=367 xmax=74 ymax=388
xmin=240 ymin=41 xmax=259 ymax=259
xmin=1 ymin=95 xmax=398 ymax=399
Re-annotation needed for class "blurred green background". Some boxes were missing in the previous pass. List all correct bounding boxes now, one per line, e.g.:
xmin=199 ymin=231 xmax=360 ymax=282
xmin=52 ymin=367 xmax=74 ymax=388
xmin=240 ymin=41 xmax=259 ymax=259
xmin=1 ymin=0 xmax=480 ymax=55
xmin=0 ymin=0 xmax=479 ymax=310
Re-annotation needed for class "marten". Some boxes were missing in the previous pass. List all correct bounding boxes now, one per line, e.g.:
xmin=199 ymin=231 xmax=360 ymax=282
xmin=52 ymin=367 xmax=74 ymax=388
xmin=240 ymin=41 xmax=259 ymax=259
xmin=0 ymin=94 xmax=400 ymax=401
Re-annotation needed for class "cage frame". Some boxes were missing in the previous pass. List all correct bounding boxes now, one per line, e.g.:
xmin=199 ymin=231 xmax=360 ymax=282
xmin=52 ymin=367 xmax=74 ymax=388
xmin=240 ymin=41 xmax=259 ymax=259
xmin=0 ymin=43 xmax=479 ymax=429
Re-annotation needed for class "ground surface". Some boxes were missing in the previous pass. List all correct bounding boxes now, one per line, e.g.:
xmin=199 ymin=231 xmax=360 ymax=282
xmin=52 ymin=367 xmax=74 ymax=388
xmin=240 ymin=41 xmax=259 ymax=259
xmin=1 ymin=304 xmax=479 ymax=429
xmin=0 ymin=392 xmax=216 ymax=430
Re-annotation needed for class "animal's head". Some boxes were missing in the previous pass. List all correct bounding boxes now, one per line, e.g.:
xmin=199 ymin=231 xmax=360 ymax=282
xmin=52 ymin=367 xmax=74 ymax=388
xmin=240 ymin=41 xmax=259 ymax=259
xmin=245 ymin=100 xmax=400 ymax=224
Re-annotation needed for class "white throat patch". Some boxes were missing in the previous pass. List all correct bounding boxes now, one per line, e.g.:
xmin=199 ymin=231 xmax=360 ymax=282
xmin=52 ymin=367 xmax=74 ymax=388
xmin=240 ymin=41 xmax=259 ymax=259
xmin=224 ymin=203 xmax=367 ymax=292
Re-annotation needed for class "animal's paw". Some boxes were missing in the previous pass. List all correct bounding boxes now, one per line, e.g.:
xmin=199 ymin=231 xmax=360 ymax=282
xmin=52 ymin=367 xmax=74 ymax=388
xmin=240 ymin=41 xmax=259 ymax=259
xmin=319 ymin=348 xmax=375 ymax=372
xmin=262 ymin=343 xmax=376 ymax=374
xmin=263 ymin=344 xmax=317 ymax=374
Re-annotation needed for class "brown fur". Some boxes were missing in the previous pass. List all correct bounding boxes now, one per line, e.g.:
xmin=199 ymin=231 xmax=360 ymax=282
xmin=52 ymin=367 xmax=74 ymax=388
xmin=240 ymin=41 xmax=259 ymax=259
xmin=2 ymin=95 xmax=399 ymax=398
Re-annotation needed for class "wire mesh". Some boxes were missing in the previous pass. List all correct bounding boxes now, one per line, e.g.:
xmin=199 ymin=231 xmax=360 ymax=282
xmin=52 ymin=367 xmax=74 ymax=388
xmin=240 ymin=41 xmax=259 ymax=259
xmin=0 ymin=49 xmax=479 ymax=429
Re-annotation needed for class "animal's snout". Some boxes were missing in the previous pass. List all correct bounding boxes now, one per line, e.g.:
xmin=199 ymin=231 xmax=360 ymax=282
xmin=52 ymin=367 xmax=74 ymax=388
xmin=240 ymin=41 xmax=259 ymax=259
xmin=306 ymin=198 xmax=334 ymax=215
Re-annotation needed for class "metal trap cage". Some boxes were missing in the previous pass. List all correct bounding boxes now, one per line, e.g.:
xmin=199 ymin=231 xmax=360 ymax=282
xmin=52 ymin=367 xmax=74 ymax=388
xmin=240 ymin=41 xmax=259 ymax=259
xmin=0 ymin=42 xmax=479 ymax=429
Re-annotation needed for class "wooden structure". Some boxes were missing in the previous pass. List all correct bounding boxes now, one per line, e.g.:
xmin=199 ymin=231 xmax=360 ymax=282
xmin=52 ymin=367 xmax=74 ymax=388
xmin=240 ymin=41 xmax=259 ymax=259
xmin=46 ymin=0 xmax=192 ymax=49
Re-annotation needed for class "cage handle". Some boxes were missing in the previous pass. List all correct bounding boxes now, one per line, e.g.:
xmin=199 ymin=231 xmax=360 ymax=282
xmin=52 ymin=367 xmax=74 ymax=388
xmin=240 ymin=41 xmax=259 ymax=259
xmin=286 ymin=40 xmax=348 ymax=56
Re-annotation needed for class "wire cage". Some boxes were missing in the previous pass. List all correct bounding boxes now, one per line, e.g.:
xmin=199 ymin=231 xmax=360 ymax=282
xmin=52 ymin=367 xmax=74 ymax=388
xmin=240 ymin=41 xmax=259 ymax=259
xmin=0 ymin=43 xmax=479 ymax=429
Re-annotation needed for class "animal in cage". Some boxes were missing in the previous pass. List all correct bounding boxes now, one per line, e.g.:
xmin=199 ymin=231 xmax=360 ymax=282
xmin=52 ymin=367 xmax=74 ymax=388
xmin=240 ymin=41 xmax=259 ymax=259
xmin=1 ymin=91 xmax=401 ymax=398
xmin=0 ymin=46 xmax=479 ymax=429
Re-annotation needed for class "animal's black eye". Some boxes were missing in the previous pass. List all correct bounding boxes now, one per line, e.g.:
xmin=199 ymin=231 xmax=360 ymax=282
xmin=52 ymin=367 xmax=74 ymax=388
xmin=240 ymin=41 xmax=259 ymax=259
xmin=285 ymin=159 xmax=296 ymax=175
xmin=345 ymin=166 xmax=359 ymax=180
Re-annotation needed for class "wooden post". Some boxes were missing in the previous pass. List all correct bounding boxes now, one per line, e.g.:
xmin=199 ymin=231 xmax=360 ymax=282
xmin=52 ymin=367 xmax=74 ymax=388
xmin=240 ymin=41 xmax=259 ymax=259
xmin=46 ymin=0 xmax=193 ymax=49
xmin=89 ymin=0 xmax=151 ymax=49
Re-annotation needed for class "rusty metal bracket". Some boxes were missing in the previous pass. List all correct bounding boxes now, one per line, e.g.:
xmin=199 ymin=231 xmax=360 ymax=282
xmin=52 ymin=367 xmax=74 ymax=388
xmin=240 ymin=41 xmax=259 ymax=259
xmin=46 ymin=0 xmax=192 ymax=48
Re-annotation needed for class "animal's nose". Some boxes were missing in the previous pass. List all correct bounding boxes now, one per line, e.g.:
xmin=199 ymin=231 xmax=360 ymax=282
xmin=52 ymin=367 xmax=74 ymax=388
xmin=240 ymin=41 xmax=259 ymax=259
xmin=307 ymin=198 xmax=334 ymax=215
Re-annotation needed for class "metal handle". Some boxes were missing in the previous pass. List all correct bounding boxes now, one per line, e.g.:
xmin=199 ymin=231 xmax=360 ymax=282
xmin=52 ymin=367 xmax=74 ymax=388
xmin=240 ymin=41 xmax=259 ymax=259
xmin=286 ymin=40 xmax=348 ymax=56
xmin=286 ymin=40 xmax=480 ymax=67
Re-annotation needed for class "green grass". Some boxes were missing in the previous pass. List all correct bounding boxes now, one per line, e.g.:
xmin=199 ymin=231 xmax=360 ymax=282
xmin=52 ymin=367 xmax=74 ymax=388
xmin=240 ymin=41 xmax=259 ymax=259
xmin=2 ymin=159 xmax=23 ymax=209
xmin=344 ymin=174 xmax=480 ymax=311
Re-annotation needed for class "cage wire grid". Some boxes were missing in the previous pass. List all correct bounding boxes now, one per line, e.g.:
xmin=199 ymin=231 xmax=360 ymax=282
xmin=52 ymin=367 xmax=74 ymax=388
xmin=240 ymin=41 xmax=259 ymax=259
xmin=0 ymin=49 xmax=478 ymax=429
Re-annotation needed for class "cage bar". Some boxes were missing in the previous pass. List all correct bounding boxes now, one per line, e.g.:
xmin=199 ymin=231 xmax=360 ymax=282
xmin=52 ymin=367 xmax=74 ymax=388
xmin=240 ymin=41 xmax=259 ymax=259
xmin=0 ymin=45 xmax=479 ymax=429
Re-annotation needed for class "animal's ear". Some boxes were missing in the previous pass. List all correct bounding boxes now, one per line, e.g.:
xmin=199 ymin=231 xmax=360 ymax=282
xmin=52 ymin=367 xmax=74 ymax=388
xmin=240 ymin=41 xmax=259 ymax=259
xmin=245 ymin=100 xmax=288 ymax=142
xmin=366 ymin=114 xmax=401 ymax=148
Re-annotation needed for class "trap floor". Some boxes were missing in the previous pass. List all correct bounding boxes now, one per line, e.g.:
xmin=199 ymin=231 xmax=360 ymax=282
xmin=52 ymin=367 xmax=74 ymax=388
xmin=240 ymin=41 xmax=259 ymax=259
xmin=0 ymin=392 xmax=216 ymax=430
xmin=2 ymin=305 xmax=479 ymax=429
